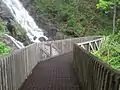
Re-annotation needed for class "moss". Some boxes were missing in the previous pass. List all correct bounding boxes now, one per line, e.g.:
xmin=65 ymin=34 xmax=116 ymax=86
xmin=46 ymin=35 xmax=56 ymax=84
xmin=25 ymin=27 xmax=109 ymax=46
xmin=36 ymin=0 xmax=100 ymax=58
xmin=12 ymin=22 xmax=31 ymax=46
xmin=0 ymin=18 xmax=6 ymax=35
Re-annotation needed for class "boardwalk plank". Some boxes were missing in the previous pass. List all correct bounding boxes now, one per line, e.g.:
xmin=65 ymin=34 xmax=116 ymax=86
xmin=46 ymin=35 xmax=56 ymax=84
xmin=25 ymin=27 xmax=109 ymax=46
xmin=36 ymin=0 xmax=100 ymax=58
xmin=19 ymin=52 xmax=80 ymax=90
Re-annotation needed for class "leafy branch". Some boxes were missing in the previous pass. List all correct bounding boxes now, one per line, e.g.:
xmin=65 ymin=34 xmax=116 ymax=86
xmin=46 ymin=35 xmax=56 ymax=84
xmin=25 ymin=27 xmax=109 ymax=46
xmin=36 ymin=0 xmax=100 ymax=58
xmin=97 ymin=0 xmax=120 ymax=33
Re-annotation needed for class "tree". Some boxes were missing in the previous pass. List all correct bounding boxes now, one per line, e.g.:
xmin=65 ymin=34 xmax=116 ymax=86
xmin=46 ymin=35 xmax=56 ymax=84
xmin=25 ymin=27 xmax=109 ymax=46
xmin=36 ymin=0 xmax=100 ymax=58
xmin=97 ymin=0 xmax=120 ymax=33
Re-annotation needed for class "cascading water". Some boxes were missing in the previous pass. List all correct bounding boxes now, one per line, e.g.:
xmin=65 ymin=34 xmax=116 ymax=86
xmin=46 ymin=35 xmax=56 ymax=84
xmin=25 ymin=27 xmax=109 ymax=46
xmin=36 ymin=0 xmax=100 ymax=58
xmin=5 ymin=34 xmax=25 ymax=49
xmin=2 ymin=0 xmax=48 ymax=42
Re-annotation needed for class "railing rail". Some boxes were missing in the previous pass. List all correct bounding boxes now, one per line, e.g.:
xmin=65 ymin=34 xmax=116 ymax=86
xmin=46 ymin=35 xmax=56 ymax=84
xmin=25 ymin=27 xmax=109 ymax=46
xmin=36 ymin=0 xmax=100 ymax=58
xmin=0 ymin=36 xmax=102 ymax=90
xmin=77 ymin=38 xmax=104 ymax=52
xmin=73 ymin=44 xmax=120 ymax=90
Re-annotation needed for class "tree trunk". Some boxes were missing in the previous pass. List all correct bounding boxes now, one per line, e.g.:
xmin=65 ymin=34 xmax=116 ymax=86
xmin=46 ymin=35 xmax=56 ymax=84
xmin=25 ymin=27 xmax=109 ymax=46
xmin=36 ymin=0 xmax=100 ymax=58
xmin=113 ymin=5 xmax=116 ymax=33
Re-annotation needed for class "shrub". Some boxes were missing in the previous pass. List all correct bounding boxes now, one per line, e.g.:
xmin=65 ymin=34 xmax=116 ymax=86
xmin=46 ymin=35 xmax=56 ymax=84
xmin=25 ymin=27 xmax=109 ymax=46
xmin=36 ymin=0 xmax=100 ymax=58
xmin=0 ymin=42 xmax=11 ymax=55
xmin=93 ymin=33 xmax=120 ymax=70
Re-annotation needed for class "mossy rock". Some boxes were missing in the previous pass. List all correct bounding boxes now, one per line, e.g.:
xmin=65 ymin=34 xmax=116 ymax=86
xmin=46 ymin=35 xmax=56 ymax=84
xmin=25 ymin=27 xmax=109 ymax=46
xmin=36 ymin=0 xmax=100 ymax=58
xmin=13 ymin=23 xmax=32 ymax=46
xmin=0 ymin=18 xmax=6 ymax=35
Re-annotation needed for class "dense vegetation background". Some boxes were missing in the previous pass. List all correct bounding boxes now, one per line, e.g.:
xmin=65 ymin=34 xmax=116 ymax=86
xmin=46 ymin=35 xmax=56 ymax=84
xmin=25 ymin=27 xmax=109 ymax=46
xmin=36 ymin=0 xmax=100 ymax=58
xmin=29 ymin=0 xmax=120 ymax=70
xmin=30 ymin=0 xmax=113 ymax=37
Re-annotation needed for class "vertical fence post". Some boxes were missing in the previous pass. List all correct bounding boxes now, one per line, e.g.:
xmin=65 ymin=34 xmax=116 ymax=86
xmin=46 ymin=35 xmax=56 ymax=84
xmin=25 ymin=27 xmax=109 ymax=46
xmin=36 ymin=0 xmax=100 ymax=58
xmin=50 ymin=42 xmax=52 ymax=56
xmin=0 ymin=70 xmax=1 ymax=90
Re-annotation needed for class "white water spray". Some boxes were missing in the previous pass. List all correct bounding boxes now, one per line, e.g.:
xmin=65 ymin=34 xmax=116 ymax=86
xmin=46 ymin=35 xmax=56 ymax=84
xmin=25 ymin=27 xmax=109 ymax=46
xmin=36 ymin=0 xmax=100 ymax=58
xmin=2 ymin=0 xmax=48 ymax=42
xmin=5 ymin=34 xmax=25 ymax=49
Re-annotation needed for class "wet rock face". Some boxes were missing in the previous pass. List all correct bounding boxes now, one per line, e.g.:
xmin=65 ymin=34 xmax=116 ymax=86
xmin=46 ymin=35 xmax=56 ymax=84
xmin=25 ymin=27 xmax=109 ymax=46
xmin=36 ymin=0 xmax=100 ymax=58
xmin=20 ymin=0 xmax=31 ymax=8
xmin=0 ymin=0 xmax=59 ymax=41
xmin=20 ymin=0 xmax=58 ymax=40
xmin=0 ymin=1 xmax=13 ymax=21
xmin=0 ymin=1 xmax=31 ymax=45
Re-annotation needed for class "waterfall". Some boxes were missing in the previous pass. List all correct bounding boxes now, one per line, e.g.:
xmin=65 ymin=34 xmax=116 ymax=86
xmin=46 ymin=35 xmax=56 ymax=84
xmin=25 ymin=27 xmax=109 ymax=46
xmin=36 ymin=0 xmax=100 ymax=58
xmin=2 ymin=0 xmax=48 ymax=42
xmin=5 ymin=34 xmax=25 ymax=49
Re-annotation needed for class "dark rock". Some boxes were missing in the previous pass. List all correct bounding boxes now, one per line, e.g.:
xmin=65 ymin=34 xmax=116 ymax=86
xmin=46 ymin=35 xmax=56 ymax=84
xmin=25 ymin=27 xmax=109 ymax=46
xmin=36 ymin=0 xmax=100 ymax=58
xmin=39 ymin=37 xmax=46 ymax=42
xmin=20 ymin=0 xmax=59 ymax=40
xmin=33 ymin=36 xmax=37 ymax=40
xmin=0 ymin=1 xmax=31 ymax=45
xmin=0 ymin=1 xmax=13 ymax=21
xmin=20 ymin=0 xmax=31 ymax=8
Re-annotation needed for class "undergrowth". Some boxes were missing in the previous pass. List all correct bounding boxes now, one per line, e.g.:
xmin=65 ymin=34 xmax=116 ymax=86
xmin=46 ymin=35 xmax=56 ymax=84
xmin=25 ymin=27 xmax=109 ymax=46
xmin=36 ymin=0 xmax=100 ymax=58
xmin=0 ymin=18 xmax=6 ymax=36
xmin=0 ymin=18 xmax=11 ymax=56
xmin=31 ymin=0 xmax=112 ymax=37
xmin=0 ymin=42 xmax=11 ymax=55
xmin=93 ymin=33 xmax=120 ymax=70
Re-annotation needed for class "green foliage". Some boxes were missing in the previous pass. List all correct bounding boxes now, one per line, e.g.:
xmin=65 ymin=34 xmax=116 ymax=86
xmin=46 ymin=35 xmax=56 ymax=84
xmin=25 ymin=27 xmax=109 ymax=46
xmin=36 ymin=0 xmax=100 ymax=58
xmin=31 ymin=0 xmax=112 ymax=37
xmin=0 ymin=18 xmax=6 ymax=35
xmin=58 ymin=2 xmax=83 ymax=36
xmin=96 ymin=0 xmax=113 ymax=10
xmin=12 ymin=22 xmax=31 ymax=45
xmin=0 ymin=18 xmax=11 ymax=55
xmin=116 ymin=18 xmax=120 ymax=30
xmin=97 ymin=0 xmax=120 ymax=10
xmin=93 ymin=33 xmax=120 ymax=70
xmin=97 ymin=0 xmax=120 ymax=33
xmin=0 ymin=42 xmax=11 ymax=55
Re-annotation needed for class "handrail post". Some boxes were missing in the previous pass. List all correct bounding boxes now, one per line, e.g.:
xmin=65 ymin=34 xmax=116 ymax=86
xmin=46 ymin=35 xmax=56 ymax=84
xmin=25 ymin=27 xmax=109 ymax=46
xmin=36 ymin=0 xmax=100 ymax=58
xmin=50 ymin=42 xmax=52 ymax=56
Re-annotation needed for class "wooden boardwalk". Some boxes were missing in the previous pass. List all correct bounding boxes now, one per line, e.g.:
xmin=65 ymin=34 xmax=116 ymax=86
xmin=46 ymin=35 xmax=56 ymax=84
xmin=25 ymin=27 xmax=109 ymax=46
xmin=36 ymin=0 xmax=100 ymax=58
xmin=19 ymin=52 xmax=80 ymax=90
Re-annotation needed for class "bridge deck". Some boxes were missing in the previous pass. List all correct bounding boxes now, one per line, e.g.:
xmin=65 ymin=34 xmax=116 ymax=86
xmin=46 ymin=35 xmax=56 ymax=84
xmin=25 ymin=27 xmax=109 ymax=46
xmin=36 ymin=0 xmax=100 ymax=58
xmin=19 ymin=52 xmax=80 ymax=90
